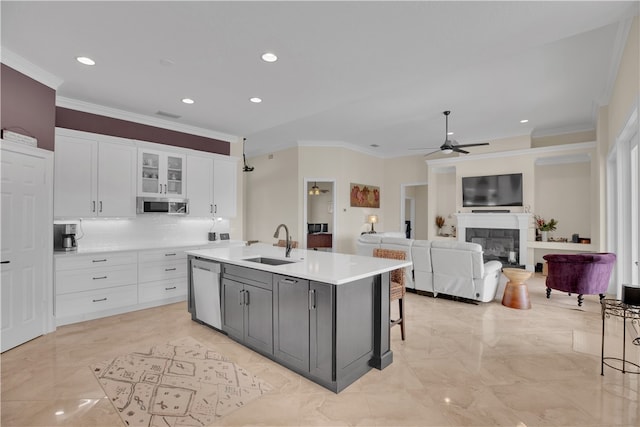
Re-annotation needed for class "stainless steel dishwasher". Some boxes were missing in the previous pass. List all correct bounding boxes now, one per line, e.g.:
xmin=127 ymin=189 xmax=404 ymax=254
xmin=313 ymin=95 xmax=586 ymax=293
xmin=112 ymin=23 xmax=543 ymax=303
xmin=191 ymin=258 xmax=222 ymax=329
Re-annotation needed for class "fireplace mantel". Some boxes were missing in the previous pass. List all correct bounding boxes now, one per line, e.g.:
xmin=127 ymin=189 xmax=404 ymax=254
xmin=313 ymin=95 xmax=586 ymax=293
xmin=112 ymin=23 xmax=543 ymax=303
xmin=455 ymin=213 xmax=532 ymax=270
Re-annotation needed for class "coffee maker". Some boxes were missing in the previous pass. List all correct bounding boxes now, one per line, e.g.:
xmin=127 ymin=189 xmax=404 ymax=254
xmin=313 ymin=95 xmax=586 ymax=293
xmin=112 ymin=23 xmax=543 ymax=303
xmin=54 ymin=223 xmax=78 ymax=252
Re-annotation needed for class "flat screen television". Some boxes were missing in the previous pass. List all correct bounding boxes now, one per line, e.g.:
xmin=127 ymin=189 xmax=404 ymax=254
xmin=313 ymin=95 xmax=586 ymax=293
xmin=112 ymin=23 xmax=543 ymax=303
xmin=462 ymin=173 xmax=523 ymax=207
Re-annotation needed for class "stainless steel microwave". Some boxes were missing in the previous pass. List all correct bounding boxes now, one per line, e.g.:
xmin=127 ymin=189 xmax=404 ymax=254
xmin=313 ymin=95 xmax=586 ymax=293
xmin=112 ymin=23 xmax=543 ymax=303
xmin=136 ymin=197 xmax=189 ymax=214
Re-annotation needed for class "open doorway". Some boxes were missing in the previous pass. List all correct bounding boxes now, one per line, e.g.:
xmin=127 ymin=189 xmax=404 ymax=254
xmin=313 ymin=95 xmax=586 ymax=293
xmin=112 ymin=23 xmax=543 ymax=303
xmin=400 ymin=183 xmax=428 ymax=239
xmin=304 ymin=179 xmax=336 ymax=252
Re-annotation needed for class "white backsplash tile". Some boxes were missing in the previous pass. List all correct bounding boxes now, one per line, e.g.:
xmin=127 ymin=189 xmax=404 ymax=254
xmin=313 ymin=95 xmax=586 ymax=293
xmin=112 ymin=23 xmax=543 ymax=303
xmin=75 ymin=216 xmax=231 ymax=250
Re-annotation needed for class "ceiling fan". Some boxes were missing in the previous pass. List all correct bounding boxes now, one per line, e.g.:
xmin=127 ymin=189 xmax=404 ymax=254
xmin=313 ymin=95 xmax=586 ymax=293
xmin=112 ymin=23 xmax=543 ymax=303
xmin=308 ymin=182 xmax=329 ymax=196
xmin=412 ymin=111 xmax=489 ymax=156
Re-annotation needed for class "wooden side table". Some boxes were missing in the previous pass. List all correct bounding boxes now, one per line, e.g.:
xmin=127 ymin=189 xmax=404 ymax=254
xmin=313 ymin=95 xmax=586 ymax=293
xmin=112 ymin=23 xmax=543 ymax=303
xmin=501 ymin=268 xmax=532 ymax=309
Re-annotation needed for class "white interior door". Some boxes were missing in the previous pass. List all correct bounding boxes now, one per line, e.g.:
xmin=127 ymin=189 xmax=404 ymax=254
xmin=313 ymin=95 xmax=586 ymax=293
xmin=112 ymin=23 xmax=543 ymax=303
xmin=1 ymin=146 xmax=49 ymax=352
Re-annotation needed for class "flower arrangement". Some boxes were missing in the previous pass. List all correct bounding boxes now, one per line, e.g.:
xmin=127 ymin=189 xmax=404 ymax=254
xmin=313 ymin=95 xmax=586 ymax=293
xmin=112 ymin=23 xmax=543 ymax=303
xmin=435 ymin=215 xmax=445 ymax=228
xmin=534 ymin=215 xmax=558 ymax=232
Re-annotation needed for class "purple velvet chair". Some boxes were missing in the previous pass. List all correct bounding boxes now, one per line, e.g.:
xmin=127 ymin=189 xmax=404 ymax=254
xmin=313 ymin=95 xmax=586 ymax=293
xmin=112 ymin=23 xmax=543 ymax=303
xmin=543 ymin=253 xmax=616 ymax=306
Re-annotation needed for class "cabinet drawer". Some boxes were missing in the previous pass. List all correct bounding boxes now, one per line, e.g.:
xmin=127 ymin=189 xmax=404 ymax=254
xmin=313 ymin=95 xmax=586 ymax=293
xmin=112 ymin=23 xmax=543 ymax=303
xmin=56 ymin=284 xmax=138 ymax=318
xmin=138 ymin=248 xmax=187 ymax=264
xmin=138 ymin=259 xmax=187 ymax=283
xmin=56 ymin=264 xmax=138 ymax=295
xmin=139 ymin=278 xmax=187 ymax=304
xmin=56 ymin=252 xmax=137 ymax=271
xmin=223 ymin=264 xmax=272 ymax=289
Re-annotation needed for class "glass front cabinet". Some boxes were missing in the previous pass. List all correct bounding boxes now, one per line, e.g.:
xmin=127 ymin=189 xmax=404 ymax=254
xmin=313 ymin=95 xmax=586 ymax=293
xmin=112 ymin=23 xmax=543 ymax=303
xmin=138 ymin=149 xmax=186 ymax=197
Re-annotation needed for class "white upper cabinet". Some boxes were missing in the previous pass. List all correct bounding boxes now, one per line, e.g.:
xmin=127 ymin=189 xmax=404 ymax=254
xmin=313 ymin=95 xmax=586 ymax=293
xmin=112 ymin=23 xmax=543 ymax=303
xmin=213 ymin=157 xmax=237 ymax=218
xmin=138 ymin=148 xmax=186 ymax=197
xmin=187 ymin=154 xmax=214 ymax=217
xmin=54 ymin=130 xmax=136 ymax=218
xmin=186 ymin=154 xmax=237 ymax=218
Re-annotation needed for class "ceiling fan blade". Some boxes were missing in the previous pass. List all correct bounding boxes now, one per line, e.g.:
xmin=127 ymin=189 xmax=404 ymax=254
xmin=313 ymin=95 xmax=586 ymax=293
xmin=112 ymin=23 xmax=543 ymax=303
xmin=452 ymin=147 xmax=469 ymax=154
xmin=423 ymin=149 xmax=442 ymax=157
xmin=455 ymin=142 xmax=490 ymax=148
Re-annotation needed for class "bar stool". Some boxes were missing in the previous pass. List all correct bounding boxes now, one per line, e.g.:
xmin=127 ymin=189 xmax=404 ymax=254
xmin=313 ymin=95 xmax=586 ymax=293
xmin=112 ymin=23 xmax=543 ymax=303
xmin=373 ymin=248 xmax=406 ymax=340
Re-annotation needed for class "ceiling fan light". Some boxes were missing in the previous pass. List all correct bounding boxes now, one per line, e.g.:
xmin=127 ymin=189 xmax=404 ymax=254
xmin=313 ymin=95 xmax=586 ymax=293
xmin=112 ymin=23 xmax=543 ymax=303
xmin=441 ymin=148 xmax=453 ymax=154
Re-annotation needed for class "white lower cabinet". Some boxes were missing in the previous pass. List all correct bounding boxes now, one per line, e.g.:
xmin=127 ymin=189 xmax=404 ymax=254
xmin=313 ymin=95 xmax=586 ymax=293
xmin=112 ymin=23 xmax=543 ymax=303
xmin=55 ymin=252 xmax=138 ymax=325
xmin=138 ymin=248 xmax=190 ymax=304
xmin=54 ymin=246 xmax=201 ymax=326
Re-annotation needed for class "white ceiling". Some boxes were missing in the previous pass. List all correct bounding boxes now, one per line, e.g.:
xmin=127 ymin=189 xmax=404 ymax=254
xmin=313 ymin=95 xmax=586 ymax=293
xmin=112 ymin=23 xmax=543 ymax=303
xmin=1 ymin=1 xmax=638 ymax=157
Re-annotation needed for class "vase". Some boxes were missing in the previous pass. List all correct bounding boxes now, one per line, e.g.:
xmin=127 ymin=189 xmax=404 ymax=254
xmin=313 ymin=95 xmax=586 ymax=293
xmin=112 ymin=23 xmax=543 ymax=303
xmin=541 ymin=231 xmax=548 ymax=242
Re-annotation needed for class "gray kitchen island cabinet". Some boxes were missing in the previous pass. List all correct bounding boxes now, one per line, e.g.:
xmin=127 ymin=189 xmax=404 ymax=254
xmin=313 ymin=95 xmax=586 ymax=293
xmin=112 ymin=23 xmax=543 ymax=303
xmin=221 ymin=264 xmax=273 ymax=355
xmin=186 ymin=244 xmax=411 ymax=393
xmin=273 ymin=275 xmax=334 ymax=385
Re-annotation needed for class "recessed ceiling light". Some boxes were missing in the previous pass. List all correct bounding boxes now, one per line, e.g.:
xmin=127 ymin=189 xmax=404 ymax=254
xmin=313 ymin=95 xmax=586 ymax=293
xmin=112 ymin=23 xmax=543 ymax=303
xmin=182 ymin=98 xmax=195 ymax=104
xmin=250 ymin=97 xmax=262 ymax=103
xmin=370 ymin=144 xmax=379 ymax=148
xmin=261 ymin=52 xmax=278 ymax=63
xmin=520 ymin=119 xmax=529 ymax=123
xmin=447 ymin=132 xmax=454 ymax=135
xmin=76 ymin=56 xmax=95 ymax=66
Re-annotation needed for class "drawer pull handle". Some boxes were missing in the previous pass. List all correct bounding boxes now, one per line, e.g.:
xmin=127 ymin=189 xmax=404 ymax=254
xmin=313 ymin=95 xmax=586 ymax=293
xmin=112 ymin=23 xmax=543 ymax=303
xmin=0 ymin=261 xmax=10 ymax=264
xmin=165 ymin=286 xmax=177 ymax=291
xmin=165 ymin=267 xmax=177 ymax=272
xmin=93 ymin=276 xmax=107 ymax=280
xmin=164 ymin=253 xmax=177 ymax=257
xmin=92 ymin=297 xmax=107 ymax=303
xmin=281 ymin=279 xmax=297 ymax=284
xmin=92 ymin=259 xmax=107 ymax=263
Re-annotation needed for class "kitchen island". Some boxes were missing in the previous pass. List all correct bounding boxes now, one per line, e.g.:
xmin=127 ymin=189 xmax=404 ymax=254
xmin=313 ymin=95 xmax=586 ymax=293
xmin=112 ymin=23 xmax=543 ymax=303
xmin=186 ymin=243 xmax=411 ymax=392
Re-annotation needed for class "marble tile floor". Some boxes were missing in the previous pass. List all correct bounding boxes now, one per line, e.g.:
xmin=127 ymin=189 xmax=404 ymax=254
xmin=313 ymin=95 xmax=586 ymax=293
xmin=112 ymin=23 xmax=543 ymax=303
xmin=1 ymin=274 xmax=639 ymax=426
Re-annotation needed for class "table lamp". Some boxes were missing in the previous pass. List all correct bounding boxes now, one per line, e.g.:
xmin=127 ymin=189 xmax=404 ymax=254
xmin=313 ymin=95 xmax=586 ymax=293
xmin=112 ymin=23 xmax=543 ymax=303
xmin=368 ymin=215 xmax=378 ymax=233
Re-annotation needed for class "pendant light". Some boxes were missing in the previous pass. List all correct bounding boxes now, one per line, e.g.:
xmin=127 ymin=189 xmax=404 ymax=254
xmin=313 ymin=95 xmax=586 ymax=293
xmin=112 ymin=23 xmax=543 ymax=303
xmin=242 ymin=138 xmax=254 ymax=172
xmin=309 ymin=182 xmax=321 ymax=195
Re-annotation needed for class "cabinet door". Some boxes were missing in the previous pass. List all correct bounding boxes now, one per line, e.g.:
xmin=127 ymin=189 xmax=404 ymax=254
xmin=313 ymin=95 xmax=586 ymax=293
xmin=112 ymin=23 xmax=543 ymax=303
xmin=138 ymin=149 xmax=163 ymax=196
xmin=97 ymin=141 xmax=137 ymax=217
xmin=273 ymin=275 xmax=310 ymax=371
xmin=166 ymin=153 xmax=186 ymax=197
xmin=244 ymin=283 xmax=273 ymax=355
xmin=310 ymin=281 xmax=334 ymax=382
xmin=186 ymin=155 xmax=213 ymax=216
xmin=54 ymin=134 xmax=98 ymax=217
xmin=213 ymin=158 xmax=237 ymax=217
xmin=221 ymin=278 xmax=244 ymax=340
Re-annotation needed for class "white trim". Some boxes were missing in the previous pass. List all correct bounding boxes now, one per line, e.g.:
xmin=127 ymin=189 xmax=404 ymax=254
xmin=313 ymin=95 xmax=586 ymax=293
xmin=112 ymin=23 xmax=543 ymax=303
xmin=0 ymin=48 xmax=63 ymax=89
xmin=534 ymin=153 xmax=591 ymax=166
xmin=426 ymin=141 xmax=597 ymax=167
xmin=531 ymin=124 xmax=595 ymax=139
xmin=56 ymin=97 xmax=239 ymax=143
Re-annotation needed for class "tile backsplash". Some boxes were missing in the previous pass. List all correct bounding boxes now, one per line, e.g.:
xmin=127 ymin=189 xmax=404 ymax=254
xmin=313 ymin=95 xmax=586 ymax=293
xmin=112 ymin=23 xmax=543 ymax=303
xmin=72 ymin=216 xmax=231 ymax=250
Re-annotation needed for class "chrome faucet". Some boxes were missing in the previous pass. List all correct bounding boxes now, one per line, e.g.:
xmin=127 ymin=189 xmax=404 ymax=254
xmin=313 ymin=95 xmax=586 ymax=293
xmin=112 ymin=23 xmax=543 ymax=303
xmin=273 ymin=224 xmax=292 ymax=257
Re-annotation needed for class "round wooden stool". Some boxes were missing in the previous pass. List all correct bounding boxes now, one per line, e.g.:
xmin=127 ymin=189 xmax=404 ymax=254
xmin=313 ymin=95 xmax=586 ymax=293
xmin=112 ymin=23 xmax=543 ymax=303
xmin=501 ymin=268 xmax=533 ymax=309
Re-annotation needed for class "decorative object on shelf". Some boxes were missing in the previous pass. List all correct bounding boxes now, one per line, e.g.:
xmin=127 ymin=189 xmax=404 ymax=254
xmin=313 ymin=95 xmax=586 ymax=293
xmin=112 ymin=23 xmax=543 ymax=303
xmin=350 ymin=183 xmax=380 ymax=208
xmin=435 ymin=215 xmax=445 ymax=235
xmin=367 ymin=214 xmax=378 ymax=233
xmin=534 ymin=215 xmax=558 ymax=242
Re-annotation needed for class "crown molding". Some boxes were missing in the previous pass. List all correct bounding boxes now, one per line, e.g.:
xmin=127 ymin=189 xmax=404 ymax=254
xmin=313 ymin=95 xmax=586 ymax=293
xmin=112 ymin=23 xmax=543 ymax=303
xmin=0 ymin=48 xmax=63 ymax=89
xmin=426 ymin=141 xmax=598 ymax=167
xmin=597 ymin=12 xmax=636 ymax=112
xmin=56 ymin=97 xmax=239 ymax=143
xmin=530 ymin=123 xmax=595 ymax=139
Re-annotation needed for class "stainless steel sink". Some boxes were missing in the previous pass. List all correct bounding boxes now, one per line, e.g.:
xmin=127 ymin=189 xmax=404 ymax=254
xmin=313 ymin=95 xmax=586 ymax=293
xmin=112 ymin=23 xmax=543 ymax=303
xmin=243 ymin=257 xmax=297 ymax=266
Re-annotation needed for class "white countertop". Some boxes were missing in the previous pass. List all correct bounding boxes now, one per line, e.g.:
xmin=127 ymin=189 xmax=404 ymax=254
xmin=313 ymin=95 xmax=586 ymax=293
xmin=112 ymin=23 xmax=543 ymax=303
xmin=186 ymin=243 xmax=412 ymax=285
xmin=54 ymin=240 xmax=246 ymax=257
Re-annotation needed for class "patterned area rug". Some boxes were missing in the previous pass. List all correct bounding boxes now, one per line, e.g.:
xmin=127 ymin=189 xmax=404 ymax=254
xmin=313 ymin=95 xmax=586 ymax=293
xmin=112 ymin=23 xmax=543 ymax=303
xmin=91 ymin=336 xmax=272 ymax=426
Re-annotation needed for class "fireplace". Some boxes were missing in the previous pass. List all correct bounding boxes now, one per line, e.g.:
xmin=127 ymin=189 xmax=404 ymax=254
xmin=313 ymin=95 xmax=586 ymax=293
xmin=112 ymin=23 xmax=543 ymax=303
xmin=455 ymin=213 xmax=531 ymax=269
xmin=466 ymin=227 xmax=519 ymax=264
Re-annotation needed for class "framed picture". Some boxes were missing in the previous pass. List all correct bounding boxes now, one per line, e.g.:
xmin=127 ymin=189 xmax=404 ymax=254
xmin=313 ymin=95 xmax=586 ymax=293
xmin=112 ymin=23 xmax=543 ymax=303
xmin=350 ymin=183 xmax=380 ymax=208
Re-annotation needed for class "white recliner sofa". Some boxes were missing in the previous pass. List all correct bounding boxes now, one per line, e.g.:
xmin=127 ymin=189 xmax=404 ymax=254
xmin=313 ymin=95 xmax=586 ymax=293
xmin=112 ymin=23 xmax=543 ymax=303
xmin=356 ymin=234 xmax=502 ymax=303
xmin=430 ymin=241 xmax=502 ymax=303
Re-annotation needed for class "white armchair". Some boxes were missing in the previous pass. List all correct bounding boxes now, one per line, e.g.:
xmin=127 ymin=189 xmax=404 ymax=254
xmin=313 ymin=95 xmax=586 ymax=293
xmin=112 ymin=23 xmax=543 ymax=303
xmin=430 ymin=241 xmax=502 ymax=302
